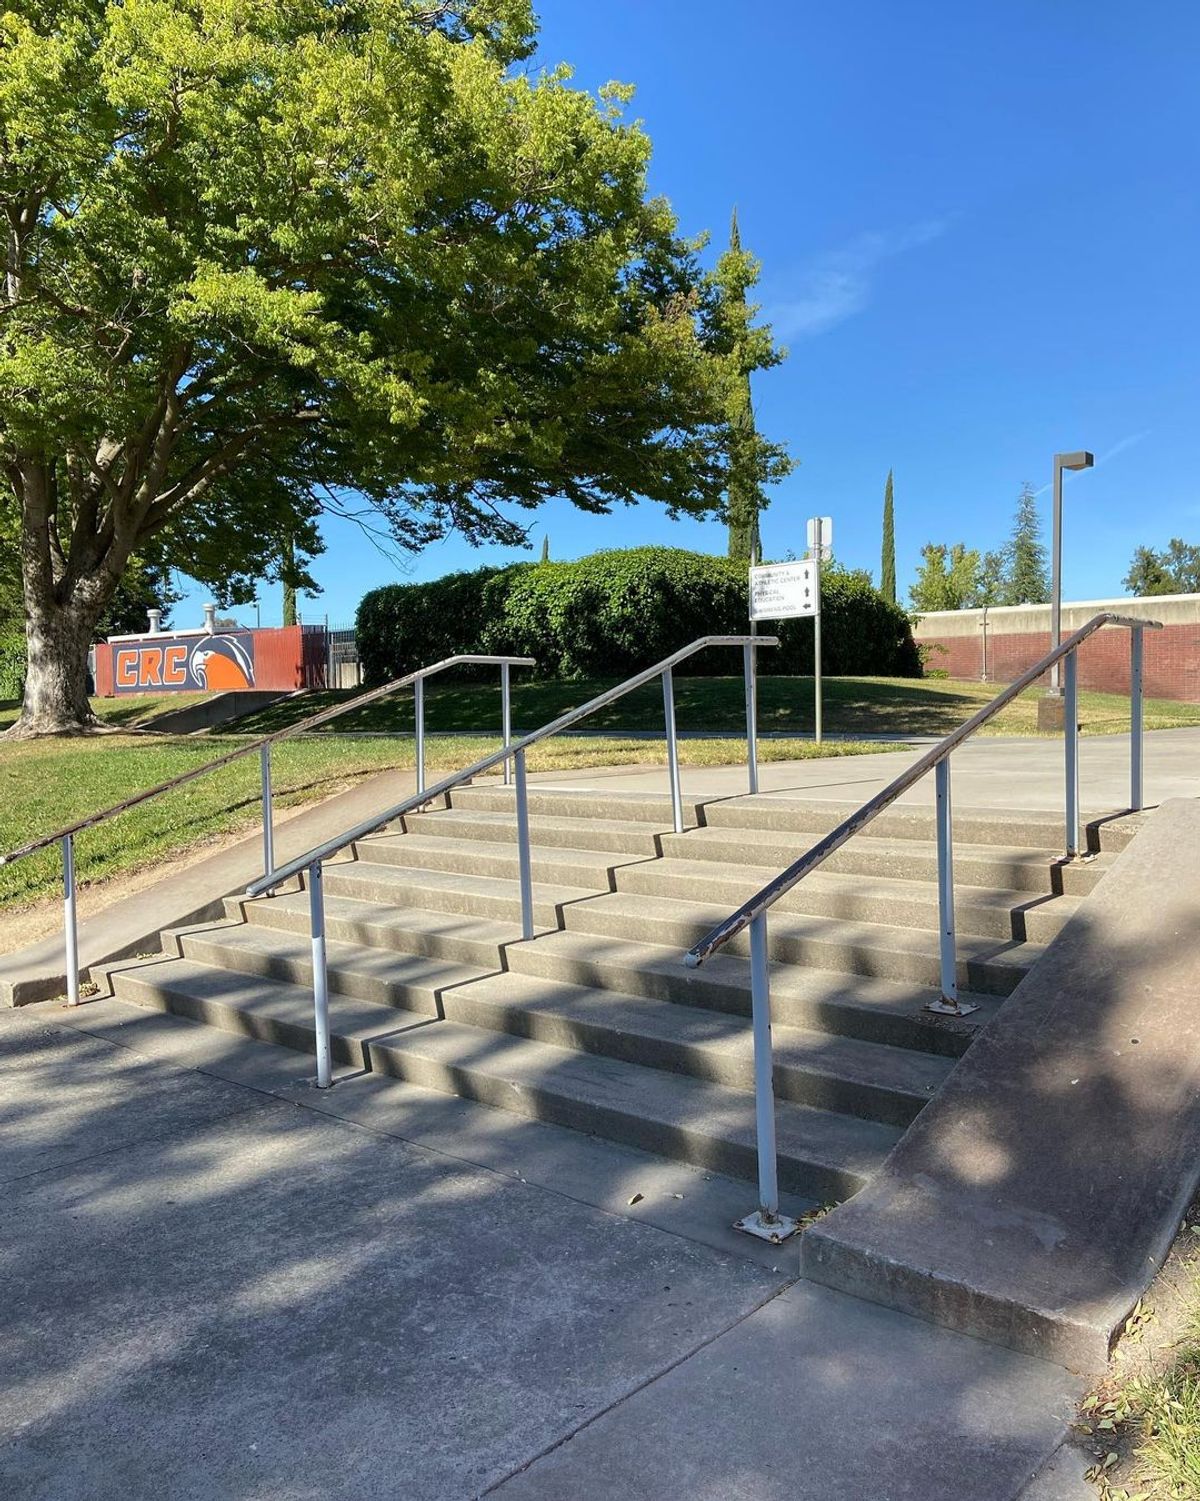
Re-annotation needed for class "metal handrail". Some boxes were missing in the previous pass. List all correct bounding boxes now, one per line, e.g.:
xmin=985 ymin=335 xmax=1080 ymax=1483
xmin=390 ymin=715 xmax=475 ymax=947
xmin=0 ymin=654 xmax=533 ymax=867
xmin=4 ymin=652 xmax=535 ymax=1006
xmin=245 ymin=634 xmax=778 ymax=1092
xmin=247 ymin=634 xmax=780 ymax=900
xmin=680 ymin=610 xmax=1161 ymax=1245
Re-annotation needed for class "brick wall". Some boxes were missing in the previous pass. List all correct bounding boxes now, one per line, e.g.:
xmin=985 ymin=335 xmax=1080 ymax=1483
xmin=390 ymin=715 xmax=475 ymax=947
xmin=914 ymin=595 xmax=1200 ymax=702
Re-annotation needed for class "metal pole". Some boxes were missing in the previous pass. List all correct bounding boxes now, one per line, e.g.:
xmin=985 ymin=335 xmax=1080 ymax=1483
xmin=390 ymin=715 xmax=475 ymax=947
xmin=62 ymin=833 xmax=80 ymax=1008
xmin=259 ymin=743 xmax=275 ymax=880
xmin=1050 ymin=457 xmax=1063 ymax=693
xmin=1130 ymin=626 xmax=1144 ymax=812
xmin=514 ymin=749 xmax=534 ymax=940
xmin=813 ymin=554 xmax=823 ymax=744
xmin=414 ymin=672 xmax=425 ymax=798
xmin=744 ymin=643 xmax=759 ymax=795
xmin=1064 ymin=649 xmax=1080 ymax=856
xmin=925 ymin=757 xmax=976 ymax=1018
xmin=501 ymin=661 xmax=512 ymax=788
xmin=662 ymin=667 xmax=684 ymax=835
xmin=733 ymin=912 xmax=796 ymax=1242
xmin=308 ymin=861 xmax=332 ymax=1088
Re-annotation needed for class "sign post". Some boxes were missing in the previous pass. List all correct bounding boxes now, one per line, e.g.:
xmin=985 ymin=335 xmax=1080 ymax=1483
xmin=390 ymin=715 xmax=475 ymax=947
xmin=805 ymin=516 xmax=832 ymax=743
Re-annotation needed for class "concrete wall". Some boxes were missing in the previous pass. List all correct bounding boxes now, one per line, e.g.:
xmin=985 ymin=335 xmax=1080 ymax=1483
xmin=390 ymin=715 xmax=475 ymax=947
xmin=913 ymin=594 xmax=1200 ymax=701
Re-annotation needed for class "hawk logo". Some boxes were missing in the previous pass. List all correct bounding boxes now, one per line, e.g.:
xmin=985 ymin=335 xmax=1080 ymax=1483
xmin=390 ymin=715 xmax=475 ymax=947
xmin=189 ymin=635 xmax=256 ymax=690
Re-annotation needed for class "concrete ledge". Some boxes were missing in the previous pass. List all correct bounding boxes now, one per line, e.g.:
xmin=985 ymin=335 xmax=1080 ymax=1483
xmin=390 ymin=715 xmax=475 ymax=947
xmin=801 ymin=797 xmax=1200 ymax=1371
xmin=136 ymin=688 xmax=292 ymax=734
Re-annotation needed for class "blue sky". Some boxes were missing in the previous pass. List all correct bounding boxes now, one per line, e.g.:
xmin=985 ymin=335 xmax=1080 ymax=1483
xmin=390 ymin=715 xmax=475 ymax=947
xmin=175 ymin=1 xmax=1199 ymax=629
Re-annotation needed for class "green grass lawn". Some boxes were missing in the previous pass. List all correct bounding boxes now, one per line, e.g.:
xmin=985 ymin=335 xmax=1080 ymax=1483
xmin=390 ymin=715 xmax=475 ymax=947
xmin=206 ymin=674 xmax=1200 ymax=741
xmin=0 ymin=719 xmax=895 ymax=912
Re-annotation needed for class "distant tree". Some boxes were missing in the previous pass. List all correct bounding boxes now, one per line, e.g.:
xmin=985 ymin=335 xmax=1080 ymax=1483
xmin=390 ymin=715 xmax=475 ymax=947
xmin=1003 ymin=482 xmax=1049 ymax=604
xmin=540 ymin=535 xmax=550 ymax=564
xmin=722 ymin=209 xmax=785 ymax=560
xmin=880 ymin=470 xmax=896 ymax=604
xmin=1124 ymin=539 xmax=1200 ymax=596
xmin=281 ymin=533 xmax=298 ymax=629
xmin=970 ymin=549 xmax=1007 ymax=608
xmin=910 ymin=542 xmax=981 ymax=612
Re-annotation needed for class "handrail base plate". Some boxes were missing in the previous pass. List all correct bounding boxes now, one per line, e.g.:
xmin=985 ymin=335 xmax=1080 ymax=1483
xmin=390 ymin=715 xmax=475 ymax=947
xmin=924 ymin=998 xmax=980 ymax=1017
xmin=735 ymin=1209 xmax=800 ymax=1244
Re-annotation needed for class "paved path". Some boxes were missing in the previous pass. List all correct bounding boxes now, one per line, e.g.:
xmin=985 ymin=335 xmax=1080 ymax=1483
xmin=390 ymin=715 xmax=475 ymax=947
xmin=0 ymin=999 xmax=1089 ymax=1500
xmin=529 ymin=725 xmax=1200 ymax=816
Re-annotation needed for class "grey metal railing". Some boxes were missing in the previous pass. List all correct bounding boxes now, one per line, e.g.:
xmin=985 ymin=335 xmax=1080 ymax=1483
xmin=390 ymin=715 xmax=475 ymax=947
xmin=682 ymin=612 xmax=1161 ymax=1244
xmin=244 ymin=635 xmax=778 ymax=1087
xmin=0 ymin=653 xmax=535 ymax=1008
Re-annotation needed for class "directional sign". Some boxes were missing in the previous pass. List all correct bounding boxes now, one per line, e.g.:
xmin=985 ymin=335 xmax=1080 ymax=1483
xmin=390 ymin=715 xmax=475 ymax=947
xmin=749 ymin=560 xmax=819 ymax=621
xmin=807 ymin=515 xmax=833 ymax=561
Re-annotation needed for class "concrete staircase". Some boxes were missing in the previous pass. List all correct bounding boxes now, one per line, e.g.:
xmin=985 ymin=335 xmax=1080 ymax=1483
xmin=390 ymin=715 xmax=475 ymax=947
xmin=99 ymin=785 xmax=1133 ymax=1206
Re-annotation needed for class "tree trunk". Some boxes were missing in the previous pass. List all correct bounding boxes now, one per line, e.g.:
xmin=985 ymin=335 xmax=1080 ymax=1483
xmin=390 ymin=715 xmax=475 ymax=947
xmin=6 ymin=601 xmax=99 ymax=738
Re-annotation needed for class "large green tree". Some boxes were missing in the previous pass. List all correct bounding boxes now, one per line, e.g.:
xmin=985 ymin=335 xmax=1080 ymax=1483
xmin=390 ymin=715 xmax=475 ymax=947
xmin=880 ymin=469 xmax=895 ymax=603
xmin=1 ymin=1 xmax=786 ymax=736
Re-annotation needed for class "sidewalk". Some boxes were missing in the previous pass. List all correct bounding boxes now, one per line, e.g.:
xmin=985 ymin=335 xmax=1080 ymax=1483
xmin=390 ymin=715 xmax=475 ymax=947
xmin=530 ymin=724 xmax=1200 ymax=815
xmin=0 ymin=998 xmax=1089 ymax=1500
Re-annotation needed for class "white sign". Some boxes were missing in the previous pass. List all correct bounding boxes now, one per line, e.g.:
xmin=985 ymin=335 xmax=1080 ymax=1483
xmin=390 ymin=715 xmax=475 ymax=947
xmin=807 ymin=515 xmax=833 ymax=560
xmin=749 ymin=560 xmax=819 ymax=621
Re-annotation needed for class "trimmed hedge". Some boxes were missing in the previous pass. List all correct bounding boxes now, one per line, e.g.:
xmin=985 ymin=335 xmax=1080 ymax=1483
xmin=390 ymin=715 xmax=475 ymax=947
xmin=357 ymin=547 xmax=921 ymax=685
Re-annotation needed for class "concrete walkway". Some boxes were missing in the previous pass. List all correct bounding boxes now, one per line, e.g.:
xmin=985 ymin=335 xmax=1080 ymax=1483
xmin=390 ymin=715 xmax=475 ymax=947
xmin=0 ymin=998 xmax=1090 ymax=1500
xmin=529 ymin=725 xmax=1200 ymax=815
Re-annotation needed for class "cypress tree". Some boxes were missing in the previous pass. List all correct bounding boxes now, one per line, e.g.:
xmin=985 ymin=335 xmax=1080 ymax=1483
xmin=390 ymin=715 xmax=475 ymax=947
xmin=281 ymin=532 xmax=297 ymax=627
xmin=724 ymin=209 xmax=765 ymax=562
xmin=540 ymin=535 xmax=550 ymax=563
xmin=880 ymin=469 xmax=896 ymax=603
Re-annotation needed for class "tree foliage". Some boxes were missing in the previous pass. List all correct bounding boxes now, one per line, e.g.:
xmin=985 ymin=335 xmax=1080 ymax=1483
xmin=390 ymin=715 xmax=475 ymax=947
xmin=721 ymin=209 xmax=785 ymax=561
xmin=1124 ymin=540 xmax=1200 ymax=596
xmin=880 ymin=469 xmax=896 ymax=604
xmin=1 ymin=0 xmax=787 ymax=733
xmin=1003 ymin=482 xmax=1049 ymax=604
xmin=909 ymin=542 xmax=982 ymax=612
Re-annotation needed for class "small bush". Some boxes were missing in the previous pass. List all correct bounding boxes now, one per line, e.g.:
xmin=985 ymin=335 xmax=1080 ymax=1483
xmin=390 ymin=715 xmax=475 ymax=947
xmin=356 ymin=547 xmax=920 ymax=685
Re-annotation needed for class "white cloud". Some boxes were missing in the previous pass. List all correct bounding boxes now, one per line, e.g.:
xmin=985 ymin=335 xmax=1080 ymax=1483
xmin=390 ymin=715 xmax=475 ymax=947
xmin=765 ymin=219 xmax=951 ymax=341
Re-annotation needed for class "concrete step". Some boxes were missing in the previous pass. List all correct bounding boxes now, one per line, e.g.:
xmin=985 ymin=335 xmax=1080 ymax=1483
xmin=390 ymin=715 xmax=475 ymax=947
xmin=237 ymin=890 xmax=525 ymax=967
xmin=318 ymin=859 xmax=595 ymax=927
xmin=103 ymin=954 xmax=902 ymax=1200
xmin=351 ymin=830 xmax=630 ymax=892
xmin=400 ymin=807 xmax=668 ymax=856
xmin=503 ymin=930 xmax=999 ymax=1057
xmin=561 ymin=893 xmax=1039 ymax=996
xmin=165 ymin=922 xmax=951 ymax=1127
xmin=168 ymin=918 xmax=490 ymax=1013
xmin=611 ymin=858 xmax=1078 ymax=945
xmin=697 ymin=796 xmax=1141 ymax=853
xmin=450 ymin=784 xmax=703 ymax=827
xmin=657 ymin=825 xmax=1112 ymax=896
xmin=452 ymin=785 xmax=1142 ymax=853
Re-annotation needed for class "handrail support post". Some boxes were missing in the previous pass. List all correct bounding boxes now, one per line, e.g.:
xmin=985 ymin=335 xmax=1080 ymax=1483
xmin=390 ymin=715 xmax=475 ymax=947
xmin=1130 ymin=627 xmax=1144 ymax=812
xmin=662 ymin=667 xmax=684 ymax=835
xmin=414 ymin=673 xmax=426 ymax=798
xmin=259 ymin=743 xmax=275 ymax=884
xmin=744 ymin=643 xmax=759 ymax=796
xmin=514 ymin=749 xmax=534 ymax=940
xmin=735 ymin=911 xmax=799 ymax=1243
xmin=308 ymin=861 xmax=332 ymax=1088
xmin=1064 ymin=650 xmax=1081 ymax=857
xmin=501 ymin=662 xmax=513 ymax=788
xmin=925 ymin=757 xmax=977 ymax=1017
xmin=62 ymin=833 xmax=80 ymax=1008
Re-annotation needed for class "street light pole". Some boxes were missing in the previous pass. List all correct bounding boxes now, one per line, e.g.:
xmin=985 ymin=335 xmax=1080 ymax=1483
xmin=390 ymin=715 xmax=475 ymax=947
xmin=1048 ymin=450 xmax=1094 ymax=693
